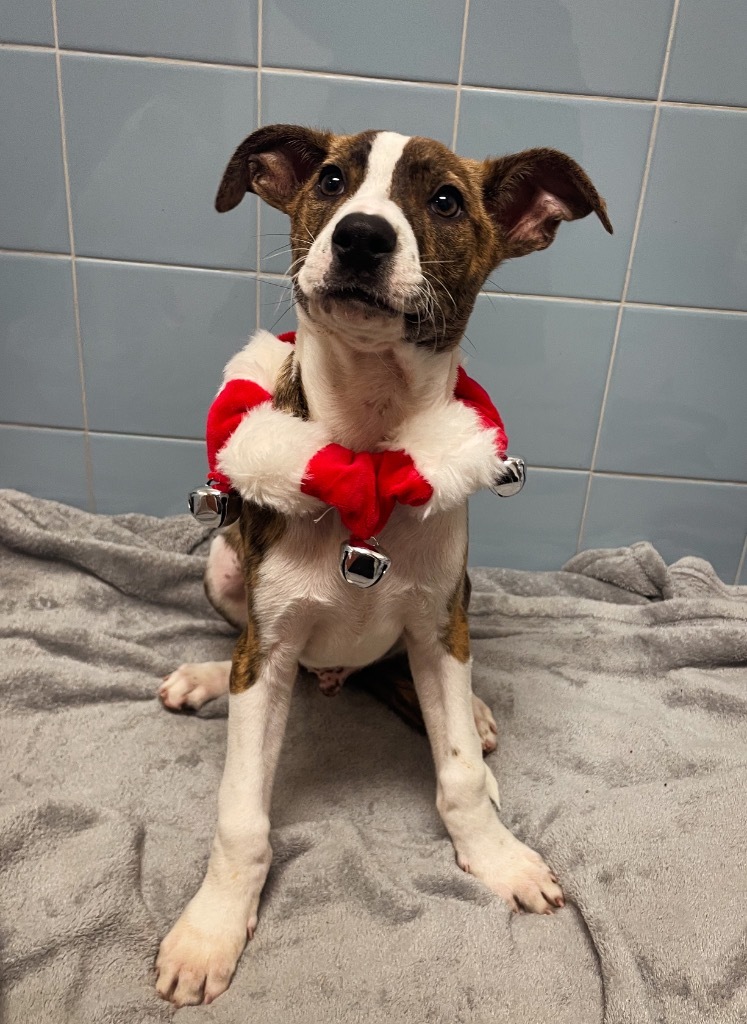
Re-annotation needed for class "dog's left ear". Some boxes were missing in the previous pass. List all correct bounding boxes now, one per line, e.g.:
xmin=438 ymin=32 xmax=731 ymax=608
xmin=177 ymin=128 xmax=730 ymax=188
xmin=482 ymin=148 xmax=613 ymax=259
xmin=216 ymin=124 xmax=332 ymax=214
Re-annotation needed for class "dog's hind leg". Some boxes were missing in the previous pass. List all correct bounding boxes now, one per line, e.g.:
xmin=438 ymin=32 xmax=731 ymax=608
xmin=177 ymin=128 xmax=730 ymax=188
xmin=159 ymin=529 xmax=246 ymax=711
xmin=204 ymin=527 xmax=248 ymax=629
xmin=160 ymin=661 xmax=230 ymax=710
xmin=471 ymin=693 xmax=498 ymax=754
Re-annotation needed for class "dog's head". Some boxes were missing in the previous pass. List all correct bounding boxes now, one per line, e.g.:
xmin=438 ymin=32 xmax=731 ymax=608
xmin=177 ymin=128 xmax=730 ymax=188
xmin=216 ymin=125 xmax=612 ymax=351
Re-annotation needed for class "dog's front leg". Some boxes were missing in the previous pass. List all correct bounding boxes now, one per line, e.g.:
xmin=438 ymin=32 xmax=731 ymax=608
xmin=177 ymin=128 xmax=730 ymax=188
xmin=405 ymin=624 xmax=564 ymax=914
xmin=156 ymin=637 xmax=299 ymax=1006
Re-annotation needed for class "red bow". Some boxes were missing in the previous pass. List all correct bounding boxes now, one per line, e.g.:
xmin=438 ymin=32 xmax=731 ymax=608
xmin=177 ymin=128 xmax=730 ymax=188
xmin=301 ymin=446 xmax=433 ymax=539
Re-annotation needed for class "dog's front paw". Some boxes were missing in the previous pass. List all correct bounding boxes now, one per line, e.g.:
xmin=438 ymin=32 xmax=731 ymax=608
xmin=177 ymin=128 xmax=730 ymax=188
xmin=461 ymin=836 xmax=563 ymax=914
xmin=156 ymin=900 xmax=249 ymax=1006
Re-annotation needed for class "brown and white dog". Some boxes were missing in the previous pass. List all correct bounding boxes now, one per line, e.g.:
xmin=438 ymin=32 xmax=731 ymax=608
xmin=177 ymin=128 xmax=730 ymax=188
xmin=156 ymin=126 xmax=612 ymax=1006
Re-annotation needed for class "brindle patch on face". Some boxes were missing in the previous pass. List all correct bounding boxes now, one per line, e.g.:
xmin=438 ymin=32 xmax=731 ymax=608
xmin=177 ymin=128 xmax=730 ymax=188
xmin=272 ymin=352 xmax=309 ymax=420
xmin=230 ymin=503 xmax=286 ymax=694
xmin=288 ymin=131 xmax=378 ymax=314
xmin=440 ymin=568 xmax=472 ymax=663
xmin=391 ymin=138 xmax=502 ymax=352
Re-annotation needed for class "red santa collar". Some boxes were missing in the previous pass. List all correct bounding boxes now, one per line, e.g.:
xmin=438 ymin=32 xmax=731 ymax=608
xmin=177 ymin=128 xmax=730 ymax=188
xmin=204 ymin=334 xmax=508 ymax=540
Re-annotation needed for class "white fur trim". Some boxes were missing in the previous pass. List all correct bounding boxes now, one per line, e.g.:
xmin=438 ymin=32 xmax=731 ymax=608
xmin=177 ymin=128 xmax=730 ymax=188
xmin=217 ymin=404 xmax=330 ymax=515
xmin=222 ymin=330 xmax=293 ymax=393
xmin=391 ymin=400 xmax=502 ymax=515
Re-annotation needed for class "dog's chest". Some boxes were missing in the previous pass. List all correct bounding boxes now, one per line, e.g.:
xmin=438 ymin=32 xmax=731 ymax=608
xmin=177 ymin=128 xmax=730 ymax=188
xmin=256 ymin=504 xmax=467 ymax=670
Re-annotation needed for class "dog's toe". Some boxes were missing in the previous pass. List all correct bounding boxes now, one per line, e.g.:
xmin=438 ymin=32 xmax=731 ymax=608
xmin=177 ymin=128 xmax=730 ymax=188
xmin=156 ymin=908 xmax=247 ymax=1006
xmin=465 ymin=836 xmax=564 ymax=916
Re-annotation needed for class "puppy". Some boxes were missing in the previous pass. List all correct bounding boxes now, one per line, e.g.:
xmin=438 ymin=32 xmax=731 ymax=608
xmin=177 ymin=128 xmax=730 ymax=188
xmin=156 ymin=125 xmax=612 ymax=1007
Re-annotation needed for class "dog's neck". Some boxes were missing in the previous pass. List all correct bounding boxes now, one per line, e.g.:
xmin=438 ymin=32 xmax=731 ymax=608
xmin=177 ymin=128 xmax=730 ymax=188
xmin=294 ymin=312 xmax=460 ymax=450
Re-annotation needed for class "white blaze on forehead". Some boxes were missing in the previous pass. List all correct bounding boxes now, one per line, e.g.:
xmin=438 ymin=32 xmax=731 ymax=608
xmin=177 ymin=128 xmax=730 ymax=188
xmin=356 ymin=131 xmax=410 ymax=200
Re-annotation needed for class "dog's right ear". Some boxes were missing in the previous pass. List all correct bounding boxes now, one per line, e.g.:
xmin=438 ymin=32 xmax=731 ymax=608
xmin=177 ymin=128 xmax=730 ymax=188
xmin=215 ymin=124 xmax=332 ymax=214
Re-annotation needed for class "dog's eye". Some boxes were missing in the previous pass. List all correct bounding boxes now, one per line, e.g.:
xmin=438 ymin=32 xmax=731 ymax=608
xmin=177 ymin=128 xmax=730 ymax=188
xmin=430 ymin=185 xmax=463 ymax=219
xmin=317 ymin=166 xmax=345 ymax=197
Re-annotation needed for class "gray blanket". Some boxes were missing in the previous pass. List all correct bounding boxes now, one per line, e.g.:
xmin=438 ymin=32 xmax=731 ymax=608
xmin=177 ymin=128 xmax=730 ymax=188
xmin=0 ymin=489 xmax=745 ymax=1024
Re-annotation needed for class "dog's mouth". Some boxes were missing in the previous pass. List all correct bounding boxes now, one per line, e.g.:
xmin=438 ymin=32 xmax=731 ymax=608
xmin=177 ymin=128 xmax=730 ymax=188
xmin=317 ymin=285 xmax=402 ymax=319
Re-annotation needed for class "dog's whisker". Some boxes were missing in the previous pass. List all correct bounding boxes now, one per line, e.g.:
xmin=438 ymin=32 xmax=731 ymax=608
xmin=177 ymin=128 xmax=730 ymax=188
xmin=260 ymin=278 xmax=294 ymax=290
xmin=286 ymin=255 xmax=308 ymax=277
xmin=461 ymin=332 xmax=478 ymax=356
xmin=263 ymin=245 xmax=295 ymax=261
xmin=483 ymin=276 xmax=507 ymax=294
xmin=268 ymin=303 xmax=298 ymax=334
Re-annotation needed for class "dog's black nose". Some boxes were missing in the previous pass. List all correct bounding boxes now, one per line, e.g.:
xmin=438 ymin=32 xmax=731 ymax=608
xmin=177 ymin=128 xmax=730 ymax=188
xmin=331 ymin=213 xmax=397 ymax=271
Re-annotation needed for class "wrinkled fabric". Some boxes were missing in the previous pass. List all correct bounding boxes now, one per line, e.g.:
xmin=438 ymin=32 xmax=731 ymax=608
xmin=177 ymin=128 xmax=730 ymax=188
xmin=0 ymin=490 xmax=745 ymax=1024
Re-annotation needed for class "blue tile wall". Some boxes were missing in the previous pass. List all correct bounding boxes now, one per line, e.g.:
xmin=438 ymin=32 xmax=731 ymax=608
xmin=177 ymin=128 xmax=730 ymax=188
xmin=0 ymin=1 xmax=745 ymax=583
xmin=0 ymin=0 xmax=54 ymax=45
xmin=0 ymin=426 xmax=88 ymax=510
xmin=581 ymin=476 xmax=746 ymax=584
xmin=0 ymin=50 xmax=69 ymax=252
xmin=470 ymin=471 xmax=589 ymax=571
xmin=596 ymin=308 xmax=747 ymax=482
xmin=628 ymin=108 xmax=747 ymax=311
xmin=262 ymin=0 xmax=463 ymax=84
xmin=90 ymin=434 xmax=205 ymax=516
xmin=77 ymin=260 xmax=255 ymax=438
xmin=465 ymin=295 xmax=616 ymax=470
xmin=463 ymin=0 xmax=673 ymax=100
xmin=664 ymin=0 xmax=747 ymax=107
xmin=0 ymin=254 xmax=82 ymax=429
xmin=57 ymin=0 xmax=258 ymax=66
xmin=61 ymin=55 xmax=258 ymax=269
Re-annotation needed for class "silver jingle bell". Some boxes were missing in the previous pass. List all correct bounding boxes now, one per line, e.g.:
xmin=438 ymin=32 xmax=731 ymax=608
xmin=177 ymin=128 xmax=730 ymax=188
xmin=339 ymin=539 xmax=391 ymax=588
xmin=188 ymin=485 xmax=242 ymax=528
xmin=490 ymin=456 xmax=526 ymax=497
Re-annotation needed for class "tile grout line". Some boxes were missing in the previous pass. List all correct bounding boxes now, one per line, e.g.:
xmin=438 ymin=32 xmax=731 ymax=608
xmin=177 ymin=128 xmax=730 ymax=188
xmin=255 ymin=0 xmax=263 ymax=332
xmin=3 ymin=419 xmax=747 ymax=488
xmin=2 ymin=42 xmax=259 ymax=73
xmin=2 ymin=247 xmax=746 ymax=318
xmin=480 ymin=292 xmax=747 ymax=316
xmin=50 ymin=0 xmax=95 ymax=513
xmin=735 ymin=534 xmax=747 ymax=585
xmin=451 ymin=0 xmax=471 ymax=151
xmin=576 ymin=0 xmax=682 ymax=554
xmin=2 ymin=42 xmax=747 ymax=114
